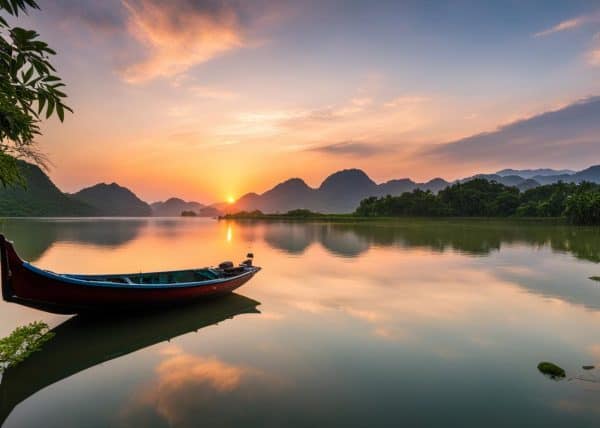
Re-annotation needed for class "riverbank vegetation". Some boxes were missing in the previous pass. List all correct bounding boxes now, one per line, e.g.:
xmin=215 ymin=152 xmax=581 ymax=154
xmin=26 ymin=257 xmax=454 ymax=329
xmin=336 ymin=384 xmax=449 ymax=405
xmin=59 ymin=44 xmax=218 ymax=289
xmin=0 ymin=321 xmax=54 ymax=371
xmin=355 ymin=180 xmax=600 ymax=225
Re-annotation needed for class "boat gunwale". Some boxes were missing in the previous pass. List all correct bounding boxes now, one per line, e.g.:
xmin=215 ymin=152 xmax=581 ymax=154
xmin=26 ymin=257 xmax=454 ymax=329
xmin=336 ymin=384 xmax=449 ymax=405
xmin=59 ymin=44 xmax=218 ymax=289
xmin=21 ymin=261 xmax=260 ymax=289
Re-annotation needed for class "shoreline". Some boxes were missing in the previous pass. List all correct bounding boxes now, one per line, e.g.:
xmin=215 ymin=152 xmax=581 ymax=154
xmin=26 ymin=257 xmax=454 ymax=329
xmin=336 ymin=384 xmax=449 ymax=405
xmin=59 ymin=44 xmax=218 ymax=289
xmin=218 ymin=214 xmax=570 ymax=224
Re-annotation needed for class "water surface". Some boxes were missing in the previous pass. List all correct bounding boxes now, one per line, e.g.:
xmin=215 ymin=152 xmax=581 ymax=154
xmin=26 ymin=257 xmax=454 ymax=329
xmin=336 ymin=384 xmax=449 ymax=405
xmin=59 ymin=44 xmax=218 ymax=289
xmin=1 ymin=218 xmax=599 ymax=427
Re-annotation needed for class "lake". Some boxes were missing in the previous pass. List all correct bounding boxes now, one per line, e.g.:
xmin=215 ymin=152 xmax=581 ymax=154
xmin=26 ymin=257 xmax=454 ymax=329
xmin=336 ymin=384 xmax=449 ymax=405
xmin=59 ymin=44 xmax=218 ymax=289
xmin=0 ymin=217 xmax=599 ymax=427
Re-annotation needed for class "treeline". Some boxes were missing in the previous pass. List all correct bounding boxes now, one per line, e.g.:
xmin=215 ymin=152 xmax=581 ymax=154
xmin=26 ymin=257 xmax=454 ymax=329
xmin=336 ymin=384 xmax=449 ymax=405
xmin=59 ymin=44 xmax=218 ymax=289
xmin=355 ymin=179 xmax=600 ymax=225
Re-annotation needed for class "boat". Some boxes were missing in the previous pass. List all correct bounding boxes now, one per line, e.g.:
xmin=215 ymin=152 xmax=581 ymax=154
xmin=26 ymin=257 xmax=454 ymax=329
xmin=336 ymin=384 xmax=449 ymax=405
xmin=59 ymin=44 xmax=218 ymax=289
xmin=0 ymin=293 xmax=260 ymax=425
xmin=0 ymin=234 xmax=261 ymax=313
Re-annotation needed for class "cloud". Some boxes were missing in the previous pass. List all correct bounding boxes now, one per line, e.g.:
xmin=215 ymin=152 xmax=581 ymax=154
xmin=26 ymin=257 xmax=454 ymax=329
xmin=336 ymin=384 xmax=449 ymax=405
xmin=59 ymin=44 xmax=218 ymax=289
xmin=589 ymin=35 xmax=600 ymax=66
xmin=308 ymin=141 xmax=391 ymax=157
xmin=384 ymin=96 xmax=430 ymax=108
xmin=120 ymin=0 xmax=246 ymax=83
xmin=422 ymin=96 xmax=600 ymax=168
xmin=534 ymin=11 xmax=600 ymax=37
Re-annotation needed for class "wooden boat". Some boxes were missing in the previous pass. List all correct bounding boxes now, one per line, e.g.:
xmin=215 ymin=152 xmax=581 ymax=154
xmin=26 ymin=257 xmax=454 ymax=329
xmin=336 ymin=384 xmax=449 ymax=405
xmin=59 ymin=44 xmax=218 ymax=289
xmin=0 ymin=234 xmax=261 ymax=313
xmin=0 ymin=293 xmax=260 ymax=425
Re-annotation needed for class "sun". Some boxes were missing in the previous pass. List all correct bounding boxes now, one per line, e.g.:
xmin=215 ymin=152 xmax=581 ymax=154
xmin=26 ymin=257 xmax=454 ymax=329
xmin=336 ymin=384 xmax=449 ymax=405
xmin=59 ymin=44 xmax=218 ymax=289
xmin=226 ymin=195 xmax=235 ymax=204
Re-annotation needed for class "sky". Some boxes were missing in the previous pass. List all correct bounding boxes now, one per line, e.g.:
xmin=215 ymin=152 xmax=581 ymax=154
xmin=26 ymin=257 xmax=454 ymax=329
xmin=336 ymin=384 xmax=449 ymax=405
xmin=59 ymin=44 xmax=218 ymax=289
xmin=11 ymin=0 xmax=600 ymax=203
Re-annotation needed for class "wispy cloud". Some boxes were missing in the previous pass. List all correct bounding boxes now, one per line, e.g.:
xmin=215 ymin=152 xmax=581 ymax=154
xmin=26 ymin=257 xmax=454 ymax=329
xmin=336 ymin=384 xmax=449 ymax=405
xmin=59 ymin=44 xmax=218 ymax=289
xmin=589 ymin=34 xmax=600 ymax=66
xmin=421 ymin=96 xmax=600 ymax=168
xmin=120 ymin=0 xmax=246 ymax=83
xmin=534 ymin=10 xmax=600 ymax=37
xmin=384 ymin=96 xmax=429 ymax=108
xmin=307 ymin=141 xmax=391 ymax=157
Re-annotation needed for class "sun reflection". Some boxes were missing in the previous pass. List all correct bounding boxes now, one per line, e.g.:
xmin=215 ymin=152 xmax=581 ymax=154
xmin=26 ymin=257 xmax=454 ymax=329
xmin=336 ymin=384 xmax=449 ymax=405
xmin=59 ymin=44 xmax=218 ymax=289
xmin=226 ymin=224 xmax=233 ymax=243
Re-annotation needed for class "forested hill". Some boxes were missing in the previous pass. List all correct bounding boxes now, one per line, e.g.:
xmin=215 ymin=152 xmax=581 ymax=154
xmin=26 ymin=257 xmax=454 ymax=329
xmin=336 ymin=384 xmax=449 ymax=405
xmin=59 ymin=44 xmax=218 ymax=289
xmin=0 ymin=161 xmax=151 ymax=217
xmin=73 ymin=183 xmax=152 ymax=216
xmin=0 ymin=161 xmax=97 ymax=216
xmin=355 ymin=179 xmax=600 ymax=225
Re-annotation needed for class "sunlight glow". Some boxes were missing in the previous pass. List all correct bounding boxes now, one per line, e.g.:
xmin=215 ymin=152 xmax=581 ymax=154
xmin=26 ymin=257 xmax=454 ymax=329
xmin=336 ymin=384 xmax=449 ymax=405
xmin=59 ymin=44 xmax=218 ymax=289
xmin=226 ymin=225 xmax=233 ymax=243
xmin=227 ymin=196 xmax=235 ymax=204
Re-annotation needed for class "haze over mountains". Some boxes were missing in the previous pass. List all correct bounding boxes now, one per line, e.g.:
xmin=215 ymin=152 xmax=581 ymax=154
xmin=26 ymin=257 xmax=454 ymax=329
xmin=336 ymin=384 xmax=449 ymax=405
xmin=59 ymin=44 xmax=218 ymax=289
xmin=0 ymin=161 xmax=599 ymax=216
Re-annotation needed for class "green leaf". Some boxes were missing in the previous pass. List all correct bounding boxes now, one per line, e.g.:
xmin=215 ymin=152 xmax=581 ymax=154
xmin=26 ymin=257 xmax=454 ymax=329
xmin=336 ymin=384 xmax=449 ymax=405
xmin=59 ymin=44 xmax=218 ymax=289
xmin=37 ymin=92 xmax=45 ymax=114
xmin=56 ymin=102 xmax=64 ymax=122
xmin=45 ymin=96 xmax=54 ymax=118
xmin=22 ymin=65 xmax=33 ymax=83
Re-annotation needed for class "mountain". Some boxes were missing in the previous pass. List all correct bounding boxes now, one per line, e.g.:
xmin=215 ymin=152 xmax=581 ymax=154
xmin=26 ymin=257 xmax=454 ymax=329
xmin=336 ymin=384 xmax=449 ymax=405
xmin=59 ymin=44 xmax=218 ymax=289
xmin=229 ymin=170 xmax=451 ymax=214
xmin=571 ymin=165 xmax=600 ymax=183
xmin=496 ymin=168 xmax=575 ymax=178
xmin=0 ymin=161 xmax=97 ymax=216
xmin=151 ymin=198 xmax=205 ymax=216
xmin=73 ymin=183 xmax=151 ymax=216
xmin=462 ymin=174 xmax=541 ymax=190
xmin=529 ymin=165 xmax=600 ymax=185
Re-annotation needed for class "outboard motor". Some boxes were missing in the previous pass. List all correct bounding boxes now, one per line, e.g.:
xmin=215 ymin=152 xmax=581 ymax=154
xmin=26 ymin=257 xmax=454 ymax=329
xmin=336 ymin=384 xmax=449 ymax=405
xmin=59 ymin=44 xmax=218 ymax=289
xmin=219 ymin=261 xmax=234 ymax=270
xmin=242 ymin=253 xmax=254 ymax=267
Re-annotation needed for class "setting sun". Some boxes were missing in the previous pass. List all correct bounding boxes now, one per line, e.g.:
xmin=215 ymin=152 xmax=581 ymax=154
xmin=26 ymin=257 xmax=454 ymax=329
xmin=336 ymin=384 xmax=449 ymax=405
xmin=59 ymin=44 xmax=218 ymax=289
xmin=227 ymin=196 xmax=235 ymax=204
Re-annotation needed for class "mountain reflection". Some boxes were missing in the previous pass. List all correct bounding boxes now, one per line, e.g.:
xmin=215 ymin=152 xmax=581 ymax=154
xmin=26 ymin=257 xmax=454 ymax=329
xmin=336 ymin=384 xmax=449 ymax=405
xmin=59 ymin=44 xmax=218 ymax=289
xmin=240 ymin=220 xmax=600 ymax=263
xmin=0 ymin=294 xmax=260 ymax=426
xmin=0 ymin=218 xmax=148 ymax=261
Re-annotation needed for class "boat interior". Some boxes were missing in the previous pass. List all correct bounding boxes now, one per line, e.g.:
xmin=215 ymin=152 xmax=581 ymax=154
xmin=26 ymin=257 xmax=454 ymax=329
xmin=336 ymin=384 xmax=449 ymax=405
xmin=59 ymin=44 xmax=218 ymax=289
xmin=64 ymin=267 xmax=247 ymax=285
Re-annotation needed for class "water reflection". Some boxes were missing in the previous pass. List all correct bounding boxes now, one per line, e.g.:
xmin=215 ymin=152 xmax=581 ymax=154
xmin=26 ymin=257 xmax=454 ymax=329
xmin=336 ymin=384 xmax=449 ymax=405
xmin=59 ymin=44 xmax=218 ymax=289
xmin=235 ymin=219 xmax=600 ymax=262
xmin=0 ymin=294 xmax=260 ymax=426
xmin=121 ymin=346 xmax=279 ymax=427
xmin=0 ymin=218 xmax=599 ymax=427
xmin=0 ymin=219 xmax=148 ymax=261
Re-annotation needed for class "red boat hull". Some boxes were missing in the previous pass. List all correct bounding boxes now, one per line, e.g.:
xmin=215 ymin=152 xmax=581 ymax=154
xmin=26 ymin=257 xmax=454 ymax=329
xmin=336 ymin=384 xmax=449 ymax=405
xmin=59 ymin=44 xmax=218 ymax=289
xmin=0 ymin=235 xmax=259 ymax=313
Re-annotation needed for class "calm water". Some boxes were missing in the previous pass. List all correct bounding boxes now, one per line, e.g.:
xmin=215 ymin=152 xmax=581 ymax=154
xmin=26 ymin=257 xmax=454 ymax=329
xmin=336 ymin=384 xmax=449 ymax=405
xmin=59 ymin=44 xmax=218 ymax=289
xmin=1 ymin=218 xmax=600 ymax=427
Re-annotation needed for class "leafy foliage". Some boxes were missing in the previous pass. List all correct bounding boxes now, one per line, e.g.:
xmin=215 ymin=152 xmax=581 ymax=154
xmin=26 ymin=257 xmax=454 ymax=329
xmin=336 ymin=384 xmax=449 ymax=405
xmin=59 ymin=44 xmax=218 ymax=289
xmin=0 ymin=321 xmax=54 ymax=371
xmin=0 ymin=0 xmax=71 ymax=186
xmin=355 ymin=179 xmax=600 ymax=225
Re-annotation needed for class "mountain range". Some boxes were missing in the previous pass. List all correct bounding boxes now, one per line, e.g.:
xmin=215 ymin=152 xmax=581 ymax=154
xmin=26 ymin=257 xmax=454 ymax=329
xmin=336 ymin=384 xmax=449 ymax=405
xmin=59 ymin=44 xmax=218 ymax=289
xmin=1 ymin=161 xmax=599 ymax=217
xmin=228 ymin=165 xmax=600 ymax=214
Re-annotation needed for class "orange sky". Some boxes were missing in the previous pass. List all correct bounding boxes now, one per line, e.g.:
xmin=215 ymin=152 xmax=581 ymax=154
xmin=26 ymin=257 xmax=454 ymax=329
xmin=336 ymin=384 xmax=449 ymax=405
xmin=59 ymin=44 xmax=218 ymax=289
xmin=18 ymin=0 xmax=600 ymax=203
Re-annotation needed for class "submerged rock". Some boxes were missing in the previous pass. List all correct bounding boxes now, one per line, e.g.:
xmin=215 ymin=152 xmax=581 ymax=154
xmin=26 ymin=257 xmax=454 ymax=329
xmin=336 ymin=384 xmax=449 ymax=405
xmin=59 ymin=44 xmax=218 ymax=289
xmin=537 ymin=361 xmax=566 ymax=379
xmin=582 ymin=365 xmax=595 ymax=370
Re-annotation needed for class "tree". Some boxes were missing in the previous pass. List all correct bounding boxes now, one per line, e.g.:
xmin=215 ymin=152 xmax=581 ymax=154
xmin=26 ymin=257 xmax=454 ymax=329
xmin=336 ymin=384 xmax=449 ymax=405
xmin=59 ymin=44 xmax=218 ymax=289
xmin=0 ymin=0 xmax=71 ymax=186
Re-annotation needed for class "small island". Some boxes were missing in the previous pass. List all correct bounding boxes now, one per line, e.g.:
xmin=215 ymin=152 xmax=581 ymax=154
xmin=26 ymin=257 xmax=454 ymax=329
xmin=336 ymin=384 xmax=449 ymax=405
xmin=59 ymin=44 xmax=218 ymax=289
xmin=180 ymin=210 xmax=198 ymax=217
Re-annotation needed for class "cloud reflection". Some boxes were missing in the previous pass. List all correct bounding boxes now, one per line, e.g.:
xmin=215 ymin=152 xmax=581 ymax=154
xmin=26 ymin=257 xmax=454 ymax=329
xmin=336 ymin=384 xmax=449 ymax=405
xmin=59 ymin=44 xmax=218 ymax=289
xmin=121 ymin=346 xmax=277 ymax=427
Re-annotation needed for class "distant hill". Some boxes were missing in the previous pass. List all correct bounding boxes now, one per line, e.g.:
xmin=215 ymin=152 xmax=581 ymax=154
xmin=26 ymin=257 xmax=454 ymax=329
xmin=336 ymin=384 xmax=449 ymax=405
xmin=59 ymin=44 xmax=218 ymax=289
xmin=461 ymin=174 xmax=541 ymax=191
xmin=151 ymin=198 xmax=205 ymax=216
xmin=229 ymin=169 xmax=452 ymax=214
xmin=496 ymin=168 xmax=575 ymax=178
xmin=73 ymin=183 xmax=151 ymax=216
xmin=529 ymin=165 xmax=600 ymax=185
xmin=0 ymin=161 xmax=97 ymax=216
